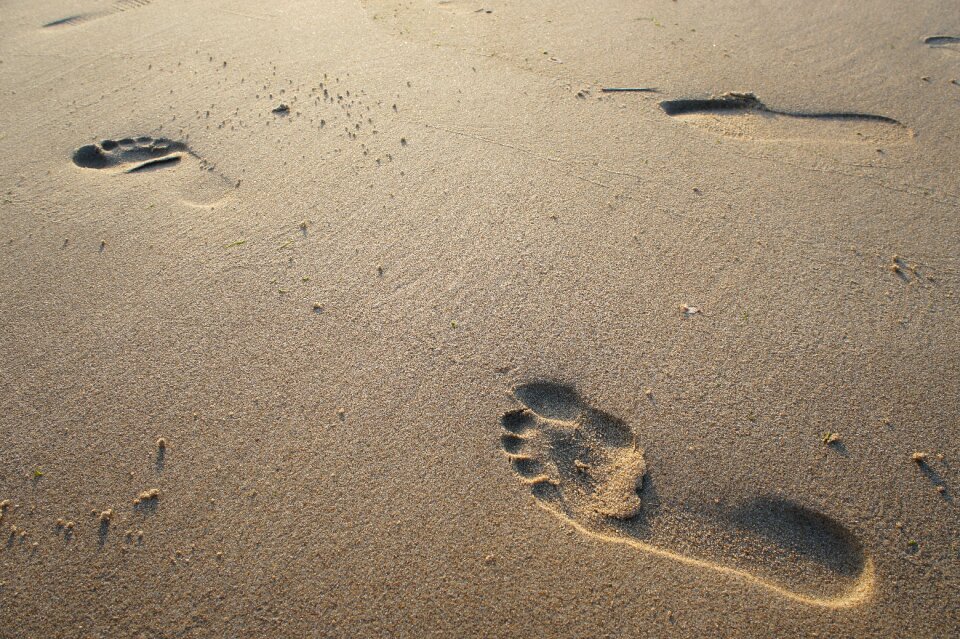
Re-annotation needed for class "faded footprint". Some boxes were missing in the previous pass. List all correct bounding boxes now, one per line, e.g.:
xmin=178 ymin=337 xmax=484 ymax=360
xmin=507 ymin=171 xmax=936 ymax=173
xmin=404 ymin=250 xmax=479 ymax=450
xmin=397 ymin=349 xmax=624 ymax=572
xmin=499 ymin=381 xmax=875 ymax=607
xmin=72 ymin=136 xmax=232 ymax=206
xmin=43 ymin=0 xmax=153 ymax=29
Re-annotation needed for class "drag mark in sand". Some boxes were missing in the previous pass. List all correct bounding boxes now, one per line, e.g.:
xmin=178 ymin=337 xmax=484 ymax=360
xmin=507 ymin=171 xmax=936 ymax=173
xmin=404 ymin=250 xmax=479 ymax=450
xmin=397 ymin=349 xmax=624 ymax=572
xmin=660 ymin=92 xmax=911 ymax=145
xmin=499 ymin=381 xmax=875 ymax=607
xmin=43 ymin=0 xmax=152 ymax=28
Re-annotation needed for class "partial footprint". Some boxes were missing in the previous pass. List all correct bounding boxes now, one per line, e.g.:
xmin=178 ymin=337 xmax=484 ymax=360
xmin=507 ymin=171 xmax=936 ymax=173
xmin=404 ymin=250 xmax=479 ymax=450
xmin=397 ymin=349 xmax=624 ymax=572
xmin=499 ymin=381 xmax=875 ymax=607
xmin=43 ymin=0 xmax=152 ymax=28
xmin=660 ymin=92 xmax=912 ymax=146
xmin=72 ymin=136 xmax=232 ymax=206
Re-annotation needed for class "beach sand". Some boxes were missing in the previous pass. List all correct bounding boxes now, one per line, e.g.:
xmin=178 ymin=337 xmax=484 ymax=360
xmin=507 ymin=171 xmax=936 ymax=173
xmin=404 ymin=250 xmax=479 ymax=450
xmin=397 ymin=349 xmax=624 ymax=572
xmin=0 ymin=0 xmax=958 ymax=636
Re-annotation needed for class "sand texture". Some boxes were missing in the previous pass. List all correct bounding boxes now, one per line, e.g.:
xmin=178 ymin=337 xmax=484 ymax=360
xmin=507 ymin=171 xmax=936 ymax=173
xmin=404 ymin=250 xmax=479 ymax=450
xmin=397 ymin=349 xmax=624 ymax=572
xmin=1 ymin=0 xmax=959 ymax=636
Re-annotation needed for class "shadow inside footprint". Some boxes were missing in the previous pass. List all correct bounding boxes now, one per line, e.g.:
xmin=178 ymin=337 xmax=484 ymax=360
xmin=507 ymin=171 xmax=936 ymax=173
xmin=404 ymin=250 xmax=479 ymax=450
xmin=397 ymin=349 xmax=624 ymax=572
xmin=722 ymin=497 xmax=867 ymax=581
xmin=498 ymin=379 xmax=874 ymax=607
xmin=513 ymin=381 xmax=583 ymax=421
xmin=924 ymin=35 xmax=960 ymax=48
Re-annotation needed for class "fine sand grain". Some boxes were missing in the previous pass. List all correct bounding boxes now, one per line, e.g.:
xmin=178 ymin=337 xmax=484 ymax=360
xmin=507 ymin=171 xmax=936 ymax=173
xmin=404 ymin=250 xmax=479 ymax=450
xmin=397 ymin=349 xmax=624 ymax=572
xmin=1 ymin=0 xmax=958 ymax=637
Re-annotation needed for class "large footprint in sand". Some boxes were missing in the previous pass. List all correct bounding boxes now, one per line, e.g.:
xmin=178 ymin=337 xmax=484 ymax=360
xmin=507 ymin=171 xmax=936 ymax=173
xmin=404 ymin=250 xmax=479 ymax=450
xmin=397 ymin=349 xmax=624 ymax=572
xmin=499 ymin=381 xmax=875 ymax=608
xmin=72 ymin=136 xmax=232 ymax=206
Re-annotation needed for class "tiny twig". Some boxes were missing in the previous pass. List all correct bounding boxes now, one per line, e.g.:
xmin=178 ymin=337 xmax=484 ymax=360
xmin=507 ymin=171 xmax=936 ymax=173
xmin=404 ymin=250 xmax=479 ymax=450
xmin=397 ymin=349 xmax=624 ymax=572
xmin=601 ymin=87 xmax=658 ymax=93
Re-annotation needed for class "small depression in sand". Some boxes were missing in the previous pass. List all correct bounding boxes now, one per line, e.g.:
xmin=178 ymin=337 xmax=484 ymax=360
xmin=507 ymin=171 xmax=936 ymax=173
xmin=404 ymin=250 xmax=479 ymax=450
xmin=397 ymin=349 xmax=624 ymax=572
xmin=660 ymin=92 xmax=913 ymax=147
xmin=499 ymin=381 xmax=874 ymax=608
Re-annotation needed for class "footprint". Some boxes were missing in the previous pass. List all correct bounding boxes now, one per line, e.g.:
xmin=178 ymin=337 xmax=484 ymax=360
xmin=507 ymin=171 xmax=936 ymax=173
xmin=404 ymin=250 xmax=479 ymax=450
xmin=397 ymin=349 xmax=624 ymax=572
xmin=43 ymin=0 xmax=152 ymax=28
xmin=659 ymin=92 xmax=912 ymax=146
xmin=436 ymin=0 xmax=494 ymax=14
xmin=72 ymin=136 xmax=232 ymax=206
xmin=361 ymin=0 xmax=496 ymax=48
xmin=73 ymin=136 xmax=190 ymax=173
xmin=499 ymin=381 xmax=875 ymax=607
